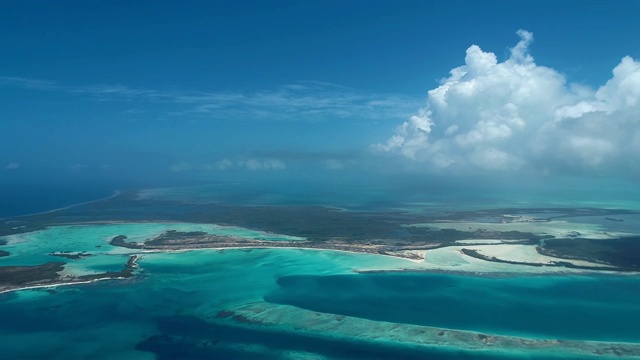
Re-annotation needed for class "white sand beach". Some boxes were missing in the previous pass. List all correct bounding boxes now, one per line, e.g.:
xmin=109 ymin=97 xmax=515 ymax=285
xmin=416 ymin=245 xmax=617 ymax=274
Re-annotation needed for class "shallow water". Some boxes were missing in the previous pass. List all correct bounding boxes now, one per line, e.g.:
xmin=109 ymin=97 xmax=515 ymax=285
xmin=2 ymin=243 xmax=640 ymax=359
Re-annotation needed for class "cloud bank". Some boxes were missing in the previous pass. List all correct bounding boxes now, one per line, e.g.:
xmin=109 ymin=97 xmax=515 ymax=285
xmin=374 ymin=30 xmax=640 ymax=177
xmin=240 ymin=158 xmax=286 ymax=171
xmin=169 ymin=158 xmax=286 ymax=173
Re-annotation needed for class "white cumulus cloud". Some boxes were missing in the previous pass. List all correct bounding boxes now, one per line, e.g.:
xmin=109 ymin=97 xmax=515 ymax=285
xmin=374 ymin=30 xmax=640 ymax=177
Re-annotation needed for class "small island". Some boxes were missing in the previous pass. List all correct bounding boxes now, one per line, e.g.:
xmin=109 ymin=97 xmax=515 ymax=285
xmin=49 ymin=251 xmax=93 ymax=260
xmin=0 ymin=255 xmax=139 ymax=294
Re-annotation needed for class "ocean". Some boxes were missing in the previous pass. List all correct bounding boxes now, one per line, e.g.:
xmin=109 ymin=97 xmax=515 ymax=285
xmin=0 ymin=183 xmax=114 ymax=219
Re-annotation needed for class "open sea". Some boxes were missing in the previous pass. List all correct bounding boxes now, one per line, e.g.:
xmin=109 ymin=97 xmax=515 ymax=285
xmin=2 ymin=179 xmax=640 ymax=359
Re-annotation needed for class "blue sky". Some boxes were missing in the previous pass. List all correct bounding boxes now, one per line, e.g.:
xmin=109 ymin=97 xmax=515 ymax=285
xmin=1 ymin=0 xmax=640 ymax=188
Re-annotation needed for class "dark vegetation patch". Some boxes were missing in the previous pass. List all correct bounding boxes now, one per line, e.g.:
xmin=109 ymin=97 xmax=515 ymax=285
xmin=145 ymin=230 xmax=226 ymax=247
xmin=49 ymin=251 xmax=92 ymax=260
xmin=460 ymin=248 xmax=620 ymax=271
xmin=539 ymin=237 xmax=640 ymax=270
xmin=0 ymin=262 xmax=65 ymax=286
xmin=110 ymin=235 xmax=144 ymax=249
xmin=0 ymin=255 xmax=139 ymax=292
xmin=460 ymin=249 xmax=545 ymax=267
xmin=428 ymin=208 xmax=640 ymax=223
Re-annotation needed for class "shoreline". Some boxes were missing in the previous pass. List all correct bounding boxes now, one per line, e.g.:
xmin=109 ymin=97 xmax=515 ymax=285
xmin=2 ymin=244 xmax=635 ymax=296
xmin=121 ymin=235 xmax=436 ymax=262
xmin=0 ymin=275 xmax=131 ymax=295
xmin=142 ymin=246 xmax=428 ymax=264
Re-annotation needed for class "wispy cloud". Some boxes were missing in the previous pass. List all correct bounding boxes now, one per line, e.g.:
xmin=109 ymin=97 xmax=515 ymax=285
xmin=0 ymin=77 xmax=418 ymax=122
xmin=0 ymin=77 xmax=59 ymax=91
xmin=0 ymin=76 xmax=163 ymax=99
xmin=70 ymin=164 xmax=88 ymax=171
xmin=169 ymin=162 xmax=192 ymax=173
xmin=215 ymin=158 xmax=286 ymax=171
xmin=323 ymin=158 xmax=356 ymax=170
xmin=3 ymin=162 xmax=19 ymax=170
xmin=169 ymin=158 xmax=287 ymax=172
xmin=241 ymin=158 xmax=286 ymax=171
xmin=216 ymin=159 xmax=233 ymax=170
xmin=171 ymin=81 xmax=418 ymax=122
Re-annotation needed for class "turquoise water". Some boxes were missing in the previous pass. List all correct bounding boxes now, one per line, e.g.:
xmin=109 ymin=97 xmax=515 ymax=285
xmin=1 ymin=243 xmax=640 ymax=359
xmin=0 ymin=222 xmax=303 ymax=269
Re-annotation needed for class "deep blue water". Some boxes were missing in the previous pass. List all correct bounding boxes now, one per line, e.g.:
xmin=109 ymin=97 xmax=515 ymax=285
xmin=0 ymin=181 xmax=116 ymax=218
xmin=0 ymin=174 xmax=202 ymax=218
xmin=265 ymin=273 xmax=640 ymax=342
